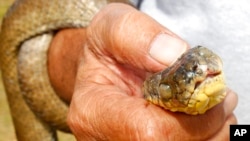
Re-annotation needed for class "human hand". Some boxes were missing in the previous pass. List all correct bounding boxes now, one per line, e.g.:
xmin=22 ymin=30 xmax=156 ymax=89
xmin=65 ymin=3 xmax=237 ymax=140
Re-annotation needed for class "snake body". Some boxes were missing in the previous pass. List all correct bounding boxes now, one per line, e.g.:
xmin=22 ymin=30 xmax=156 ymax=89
xmin=0 ymin=0 xmax=129 ymax=140
xmin=0 ymin=0 xmax=226 ymax=140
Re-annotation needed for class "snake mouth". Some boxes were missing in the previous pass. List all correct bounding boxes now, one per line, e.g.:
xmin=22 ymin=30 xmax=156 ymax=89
xmin=187 ymin=71 xmax=226 ymax=114
xmin=194 ymin=69 xmax=222 ymax=90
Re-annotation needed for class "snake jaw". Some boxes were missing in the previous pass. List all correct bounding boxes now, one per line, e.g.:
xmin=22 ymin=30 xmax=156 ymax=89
xmin=187 ymin=73 xmax=226 ymax=114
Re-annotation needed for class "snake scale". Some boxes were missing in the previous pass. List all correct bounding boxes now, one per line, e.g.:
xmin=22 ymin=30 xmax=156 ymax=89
xmin=0 ymin=0 xmax=226 ymax=140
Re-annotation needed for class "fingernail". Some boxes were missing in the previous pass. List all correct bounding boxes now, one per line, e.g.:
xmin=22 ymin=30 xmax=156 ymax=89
xmin=149 ymin=33 xmax=187 ymax=66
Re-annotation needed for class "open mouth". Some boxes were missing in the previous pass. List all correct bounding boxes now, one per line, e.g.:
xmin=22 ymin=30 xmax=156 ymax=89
xmin=194 ymin=70 xmax=222 ymax=90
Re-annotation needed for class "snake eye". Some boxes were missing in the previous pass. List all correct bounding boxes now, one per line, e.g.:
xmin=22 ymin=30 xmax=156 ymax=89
xmin=159 ymin=84 xmax=172 ymax=100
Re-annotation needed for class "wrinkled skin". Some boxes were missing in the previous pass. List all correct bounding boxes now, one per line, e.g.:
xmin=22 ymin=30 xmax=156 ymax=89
xmin=48 ymin=4 xmax=238 ymax=141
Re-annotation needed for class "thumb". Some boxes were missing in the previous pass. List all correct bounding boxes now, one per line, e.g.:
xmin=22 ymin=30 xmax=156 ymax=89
xmin=87 ymin=3 xmax=189 ymax=72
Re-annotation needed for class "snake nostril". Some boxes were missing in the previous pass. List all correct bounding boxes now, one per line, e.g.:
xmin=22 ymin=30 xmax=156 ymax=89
xmin=192 ymin=64 xmax=198 ymax=71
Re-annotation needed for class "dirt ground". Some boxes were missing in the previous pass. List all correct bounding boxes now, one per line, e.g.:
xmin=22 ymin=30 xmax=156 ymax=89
xmin=0 ymin=1 xmax=75 ymax=140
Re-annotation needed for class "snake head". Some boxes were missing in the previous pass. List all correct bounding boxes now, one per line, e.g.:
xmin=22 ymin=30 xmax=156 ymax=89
xmin=143 ymin=46 xmax=226 ymax=115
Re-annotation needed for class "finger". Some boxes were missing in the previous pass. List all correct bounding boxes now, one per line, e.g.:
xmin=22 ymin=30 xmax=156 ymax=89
xmin=223 ymin=88 xmax=238 ymax=117
xmin=87 ymin=3 xmax=188 ymax=72
xmin=48 ymin=28 xmax=87 ymax=101
xmin=208 ymin=114 xmax=237 ymax=141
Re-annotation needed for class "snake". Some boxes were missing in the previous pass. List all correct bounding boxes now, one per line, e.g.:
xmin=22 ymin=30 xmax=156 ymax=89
xmin=0 ymin=0 xmax=226 ymax=140
xmin=143 ymin=46 xmax=226 ymax=115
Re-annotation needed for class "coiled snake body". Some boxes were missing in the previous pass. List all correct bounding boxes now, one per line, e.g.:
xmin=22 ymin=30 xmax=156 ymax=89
xmin=0 ymin=0 xmax=226 ymax=140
